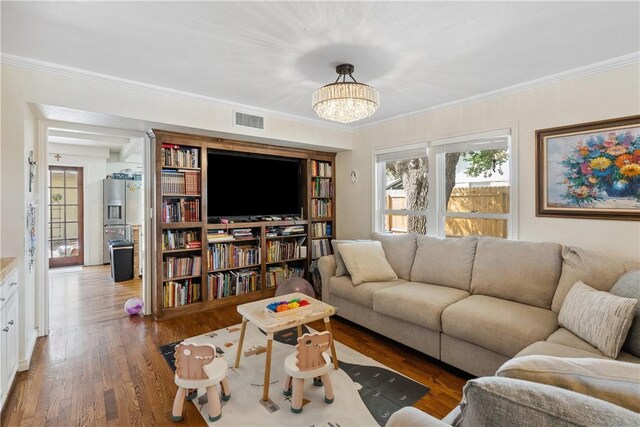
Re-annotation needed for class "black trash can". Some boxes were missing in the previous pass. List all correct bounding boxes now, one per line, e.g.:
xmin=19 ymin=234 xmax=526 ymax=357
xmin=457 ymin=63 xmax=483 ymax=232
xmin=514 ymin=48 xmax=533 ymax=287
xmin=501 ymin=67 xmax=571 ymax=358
xmin=109 ymin=240 xmax=134 ymax=282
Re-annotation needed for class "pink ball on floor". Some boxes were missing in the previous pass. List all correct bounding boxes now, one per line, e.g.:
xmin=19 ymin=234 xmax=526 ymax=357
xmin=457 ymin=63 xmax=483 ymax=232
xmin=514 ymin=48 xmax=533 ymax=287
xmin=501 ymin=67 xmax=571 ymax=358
xmin=275 ymin=277 xmax=315 ymax=298
xmin=124 ymin=298 xmax=143 ymax=315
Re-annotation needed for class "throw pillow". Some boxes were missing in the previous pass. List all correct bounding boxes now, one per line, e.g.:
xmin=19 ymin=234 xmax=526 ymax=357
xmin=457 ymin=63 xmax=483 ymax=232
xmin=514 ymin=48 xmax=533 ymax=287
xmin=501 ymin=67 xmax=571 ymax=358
xmin=609 ymin=270 xmax=640 ymax=357
xmin=558 ymin=281 xmax=637 ymax=358
xmin=551 ymin=246 xmax=640 ymax=313
xmin=496 ymin=355 xmax=640 ymax=412
xmin=337 ymin=241 xmax=398 ymax=286
xmin=330 ymin=239 xmax=356 ymax=277
xmin=330 ymin=239 xmax=371 ymax=277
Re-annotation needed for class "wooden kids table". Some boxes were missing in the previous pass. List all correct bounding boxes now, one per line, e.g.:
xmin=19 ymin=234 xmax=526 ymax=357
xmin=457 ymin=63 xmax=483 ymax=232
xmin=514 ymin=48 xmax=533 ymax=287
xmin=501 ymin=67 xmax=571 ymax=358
xmin=234 ymin=292 xmax=339 ymax=401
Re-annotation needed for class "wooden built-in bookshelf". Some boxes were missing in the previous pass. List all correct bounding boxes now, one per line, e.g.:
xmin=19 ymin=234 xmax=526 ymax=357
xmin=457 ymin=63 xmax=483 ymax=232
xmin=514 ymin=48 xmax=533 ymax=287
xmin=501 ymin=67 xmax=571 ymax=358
xmin=149 ymin=130 xmax=336 ymax=319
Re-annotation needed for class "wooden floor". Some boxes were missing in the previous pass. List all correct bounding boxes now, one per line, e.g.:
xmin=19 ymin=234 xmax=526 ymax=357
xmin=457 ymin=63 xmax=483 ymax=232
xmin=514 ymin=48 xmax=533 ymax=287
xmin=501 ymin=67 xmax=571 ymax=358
xmin=2 ymin=265 xmax=469 ymax=426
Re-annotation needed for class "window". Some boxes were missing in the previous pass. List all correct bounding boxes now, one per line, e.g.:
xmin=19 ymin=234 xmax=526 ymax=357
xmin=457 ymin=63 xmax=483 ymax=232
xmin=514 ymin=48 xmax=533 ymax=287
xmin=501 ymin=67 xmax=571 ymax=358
xmin=374 ymin=144 xmax=429 ymax=234
xmin=434 ymin=132 xmax=515 ymax=238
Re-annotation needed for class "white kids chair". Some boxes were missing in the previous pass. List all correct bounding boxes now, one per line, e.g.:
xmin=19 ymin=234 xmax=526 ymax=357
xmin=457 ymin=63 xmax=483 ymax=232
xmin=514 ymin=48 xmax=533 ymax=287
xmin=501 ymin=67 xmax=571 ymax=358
xmin=283 ymin=331 xmax=335 ymax=413
xmin=172 ymin=342 xmax=231 ymax=422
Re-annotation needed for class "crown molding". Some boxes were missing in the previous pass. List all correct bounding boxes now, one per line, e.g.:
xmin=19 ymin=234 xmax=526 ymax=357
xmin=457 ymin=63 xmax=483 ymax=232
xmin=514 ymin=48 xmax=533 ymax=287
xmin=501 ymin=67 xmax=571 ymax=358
xmin=355 ymin=51 xmax=640 ymax=131
xmin=3 ymin=51 xmax=638 ymax=134
xmin=0 ymin=53 xmax=355 ymax=133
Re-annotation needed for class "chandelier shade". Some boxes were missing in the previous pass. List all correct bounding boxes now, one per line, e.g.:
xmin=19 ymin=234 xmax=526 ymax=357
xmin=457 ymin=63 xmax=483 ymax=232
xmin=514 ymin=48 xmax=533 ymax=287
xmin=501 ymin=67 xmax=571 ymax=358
xmin=312 ymin=64 xmax=380 ymax=124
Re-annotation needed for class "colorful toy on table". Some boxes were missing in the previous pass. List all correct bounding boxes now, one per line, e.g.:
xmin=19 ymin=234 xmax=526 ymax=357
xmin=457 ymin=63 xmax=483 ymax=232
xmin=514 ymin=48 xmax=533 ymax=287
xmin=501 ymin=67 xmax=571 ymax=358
xmin=266 ymin=298 xmax=311 ymax=314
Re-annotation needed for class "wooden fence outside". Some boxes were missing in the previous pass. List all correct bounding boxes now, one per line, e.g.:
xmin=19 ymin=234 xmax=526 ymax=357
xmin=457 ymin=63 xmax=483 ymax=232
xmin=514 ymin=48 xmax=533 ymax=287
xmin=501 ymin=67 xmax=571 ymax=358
xmin=385 ymin=186 xmax=509 ymax=237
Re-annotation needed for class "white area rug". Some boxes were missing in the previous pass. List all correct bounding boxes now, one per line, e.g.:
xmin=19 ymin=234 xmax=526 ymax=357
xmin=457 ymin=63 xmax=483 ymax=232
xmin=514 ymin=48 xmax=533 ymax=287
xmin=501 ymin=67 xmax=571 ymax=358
xmin=161 ymin=323 xmax=429 ymax=426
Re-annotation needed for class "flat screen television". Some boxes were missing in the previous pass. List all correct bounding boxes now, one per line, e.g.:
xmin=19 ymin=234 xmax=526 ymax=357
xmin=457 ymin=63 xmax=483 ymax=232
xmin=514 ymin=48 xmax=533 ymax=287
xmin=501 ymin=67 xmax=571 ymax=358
xmin=207 ymin=150 xmax=302 ymax=220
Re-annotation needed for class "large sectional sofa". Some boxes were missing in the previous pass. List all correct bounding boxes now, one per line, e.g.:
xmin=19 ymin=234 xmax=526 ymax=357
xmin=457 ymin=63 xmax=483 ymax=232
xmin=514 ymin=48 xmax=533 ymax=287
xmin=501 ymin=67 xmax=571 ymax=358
xmin=317 ymin=233 xmax=640 ymax=377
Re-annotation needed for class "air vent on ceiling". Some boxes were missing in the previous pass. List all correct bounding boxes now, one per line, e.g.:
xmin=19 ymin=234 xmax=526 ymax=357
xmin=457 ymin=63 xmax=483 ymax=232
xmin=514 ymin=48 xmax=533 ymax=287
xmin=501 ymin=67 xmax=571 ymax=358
xmin=235 ymin=112 xmax=264 ymax=129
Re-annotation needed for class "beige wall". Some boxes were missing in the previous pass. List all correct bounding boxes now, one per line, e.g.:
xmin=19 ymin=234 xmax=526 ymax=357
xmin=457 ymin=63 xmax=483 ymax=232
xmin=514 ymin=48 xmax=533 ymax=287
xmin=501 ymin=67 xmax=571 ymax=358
xmin=337 ymin=63 xmax=640 ymax=259
xmin=0 ymin=61 xmax=353 ymax=370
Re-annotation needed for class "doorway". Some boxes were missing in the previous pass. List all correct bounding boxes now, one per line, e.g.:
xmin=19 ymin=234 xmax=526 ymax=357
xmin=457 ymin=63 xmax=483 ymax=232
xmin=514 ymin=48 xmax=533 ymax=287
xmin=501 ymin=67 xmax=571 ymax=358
xmin=48 ymin=166 xmax=84 ymax=268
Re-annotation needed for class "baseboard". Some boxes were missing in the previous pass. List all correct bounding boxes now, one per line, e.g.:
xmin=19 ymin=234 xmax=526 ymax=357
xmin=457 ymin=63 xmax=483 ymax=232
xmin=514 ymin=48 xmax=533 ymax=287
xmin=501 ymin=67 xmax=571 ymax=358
xmin=18 ymin=328 xmax=38 ymax=371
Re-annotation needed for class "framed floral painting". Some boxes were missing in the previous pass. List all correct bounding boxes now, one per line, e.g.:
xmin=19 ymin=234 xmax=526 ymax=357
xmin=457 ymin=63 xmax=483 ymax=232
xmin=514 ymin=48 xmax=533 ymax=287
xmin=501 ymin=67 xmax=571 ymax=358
xmin=536 ymin=116 xmax=640 ymax=221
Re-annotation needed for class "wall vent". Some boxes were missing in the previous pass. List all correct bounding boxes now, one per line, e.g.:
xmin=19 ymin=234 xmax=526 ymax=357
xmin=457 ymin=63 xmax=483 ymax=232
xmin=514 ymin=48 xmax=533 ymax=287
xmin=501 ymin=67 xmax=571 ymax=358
xmin=235 ymin=112 xmax=264 ymax=129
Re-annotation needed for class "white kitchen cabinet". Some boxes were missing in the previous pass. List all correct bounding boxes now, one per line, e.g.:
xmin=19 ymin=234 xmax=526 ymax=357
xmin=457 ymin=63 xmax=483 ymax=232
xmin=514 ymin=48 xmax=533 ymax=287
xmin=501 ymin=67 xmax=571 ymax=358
xmin=0 ymin=267 xmax=19 ymax=411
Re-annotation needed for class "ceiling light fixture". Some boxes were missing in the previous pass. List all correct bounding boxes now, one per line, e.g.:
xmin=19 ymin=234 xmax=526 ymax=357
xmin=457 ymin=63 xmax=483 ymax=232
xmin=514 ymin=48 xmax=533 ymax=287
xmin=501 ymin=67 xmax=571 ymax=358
xmin=312 ymin=63 xmax=380 ymax=124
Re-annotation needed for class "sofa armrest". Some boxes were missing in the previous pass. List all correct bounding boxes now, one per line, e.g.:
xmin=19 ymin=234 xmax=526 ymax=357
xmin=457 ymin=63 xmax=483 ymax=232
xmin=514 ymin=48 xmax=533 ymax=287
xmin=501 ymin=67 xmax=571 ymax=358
xmin=387 ymin=407 xmax=450 ymax=427
xmin=318 ymin=255 xmax=336 ymax=302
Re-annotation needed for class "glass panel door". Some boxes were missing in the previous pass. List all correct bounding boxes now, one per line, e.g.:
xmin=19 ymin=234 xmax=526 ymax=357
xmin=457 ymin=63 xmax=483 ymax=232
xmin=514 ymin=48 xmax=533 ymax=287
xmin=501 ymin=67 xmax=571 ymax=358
xmin=49 ymin=166 xmax=84 ymax=267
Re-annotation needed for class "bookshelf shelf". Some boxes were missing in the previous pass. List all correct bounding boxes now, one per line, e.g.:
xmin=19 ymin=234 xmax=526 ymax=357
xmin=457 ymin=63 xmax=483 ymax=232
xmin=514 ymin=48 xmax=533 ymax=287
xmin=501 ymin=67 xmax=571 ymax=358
xmin=162 ymin=222 xmax=203 ymax=229
xmin=266 ymin=234 xmax=307 ymax=240
xmin=162 ymin=274 xmax=201 ymax=282
xmin=208 ymin=264 xmax=261 ymax=273
xmin=265 ymin=257 xmax=308 ymax=265
xmin=162 ymin=166 xmax=201 ymax=171
xmin=207 ymin=237 xmax=260 ymax=243
xmin=151 ymin=130 xmax=335 ymax=319
xmin=163 ymin=248 xmax=202 ymax=254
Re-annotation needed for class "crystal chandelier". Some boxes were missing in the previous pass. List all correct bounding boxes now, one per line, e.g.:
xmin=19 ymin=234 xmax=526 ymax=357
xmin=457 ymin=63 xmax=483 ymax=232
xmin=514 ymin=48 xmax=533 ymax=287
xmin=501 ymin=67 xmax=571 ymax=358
xmin=312 ymin=64 xmax=380 ymax=124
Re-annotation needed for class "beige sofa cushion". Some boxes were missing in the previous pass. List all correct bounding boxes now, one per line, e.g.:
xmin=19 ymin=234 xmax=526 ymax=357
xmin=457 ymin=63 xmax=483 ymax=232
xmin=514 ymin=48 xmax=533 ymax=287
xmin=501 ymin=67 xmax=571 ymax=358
xmin=410 ymin=236 xmax=477 ymax=291
xmin=373 ymin=282 xmax=469 ymax=331
xmin=372 ymin=232 xmax=418 ymax=281
xmin=558 ymin=281 xmax=637 ymax=358
xmin=338 ymin=241 xmax=398 ymax=285
xmin=521 ymin=331 xmax=640 ymax=364
xmin=329 ymin=275 xmax=405 ymax=308
xmin=496 ymin=355 xmax=640 ymax=412
xmin=442 ymin=295 xmax=558 ymax=357
xmin=516 ymin=341 xmax=609 ymax=360
xmin=551 ymin=246 xmax=640 ymax=313
xmin=609 ymin=270 xmax=640 ymax=357
xmin=546 ymin=328 xmax=603 ymax=355
xmin=470 ymin=238 xmax=562 ymax=309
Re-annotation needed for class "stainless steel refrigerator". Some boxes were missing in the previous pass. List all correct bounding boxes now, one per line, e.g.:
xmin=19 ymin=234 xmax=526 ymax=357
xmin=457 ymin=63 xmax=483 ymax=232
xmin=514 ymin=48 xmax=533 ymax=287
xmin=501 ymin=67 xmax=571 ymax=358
xmin=103 ymin=179 xmax=142 ymax=263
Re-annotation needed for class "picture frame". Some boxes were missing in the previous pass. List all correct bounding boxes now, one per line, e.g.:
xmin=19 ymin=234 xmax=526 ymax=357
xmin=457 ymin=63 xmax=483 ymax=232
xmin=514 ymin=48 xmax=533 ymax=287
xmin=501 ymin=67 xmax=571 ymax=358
xmin=536 ymin=115 xmax=640 ymax=221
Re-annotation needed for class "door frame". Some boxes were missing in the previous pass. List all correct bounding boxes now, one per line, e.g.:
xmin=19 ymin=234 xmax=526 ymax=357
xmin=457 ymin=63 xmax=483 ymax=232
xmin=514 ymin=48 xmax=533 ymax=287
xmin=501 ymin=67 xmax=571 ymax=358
xmin=48 ymin=165 xmax=84 ymax=268
xmin=36 ymin=121 xmax=152 ymax=338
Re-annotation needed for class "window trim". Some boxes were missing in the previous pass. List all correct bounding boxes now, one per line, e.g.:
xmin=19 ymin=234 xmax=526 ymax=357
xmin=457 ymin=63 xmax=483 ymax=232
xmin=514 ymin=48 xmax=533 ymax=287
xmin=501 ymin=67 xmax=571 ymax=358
xmin=374 ymin=142 xmax=429 ymax=234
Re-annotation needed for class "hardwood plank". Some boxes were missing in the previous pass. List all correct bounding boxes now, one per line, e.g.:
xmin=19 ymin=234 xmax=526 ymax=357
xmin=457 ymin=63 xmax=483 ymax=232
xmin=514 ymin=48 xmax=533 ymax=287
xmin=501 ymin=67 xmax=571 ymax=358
xmin=2 ymin=265 xmax=467 ymax=426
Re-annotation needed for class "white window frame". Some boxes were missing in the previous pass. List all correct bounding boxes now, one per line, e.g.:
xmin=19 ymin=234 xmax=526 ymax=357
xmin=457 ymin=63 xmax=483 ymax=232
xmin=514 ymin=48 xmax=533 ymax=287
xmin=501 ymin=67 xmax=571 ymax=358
xmin=374 ymin=142 xmax=429 ymax=234
xmin=431 ymin=129 xmax=518 ymax=239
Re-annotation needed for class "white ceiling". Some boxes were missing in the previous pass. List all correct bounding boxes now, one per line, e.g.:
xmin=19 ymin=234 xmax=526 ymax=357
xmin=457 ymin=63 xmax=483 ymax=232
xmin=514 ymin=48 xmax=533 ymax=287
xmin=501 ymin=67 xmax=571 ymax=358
xmin=3 ymin=1 xmax=640 ymax=127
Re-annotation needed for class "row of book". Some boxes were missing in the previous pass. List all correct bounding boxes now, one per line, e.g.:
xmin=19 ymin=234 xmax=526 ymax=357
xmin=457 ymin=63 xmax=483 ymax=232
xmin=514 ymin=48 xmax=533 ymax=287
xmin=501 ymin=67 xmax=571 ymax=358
xmin=207 ymin=229 xmax=256 ymax=242
xmin=311 ymin=160 xmax=332 ymax=177
xmin=311 ymin=199 xmax=332 ymax=218
xmin=163 ymin=279 xmax=201 ymax=308
xmin=207 ymin=244 xmax=261 ymax=271
xmin=312 ymin=238 xmax=332 ymax=259
xmin=162 ymin=199 xmax=201 ymax=223
xmin=163 ymin=255 xmax=202 ymax=278
xmin=231 ymin=228 xmax=254 ymax=239
xmin=162 ymin=229 xmax=201 ymax=250
xmin=161 ymin=170 xmax=201 ymax=195
xmin=311 ymin=222 xmax=332 ymax=238
xmin=311 ymin=178 xmax=332 ymax=198
xmin=206 ymin=270 xmax=261 ymax=300
xmin=266 ymin=239 xmax=307 ymax=262
xmin=265 ymin=225 xmax=305 ymax=237
xmin=161 ymin=144 xmax=199 ymax=169
xmin=265 ymin=265 xmax=305 ymax=288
